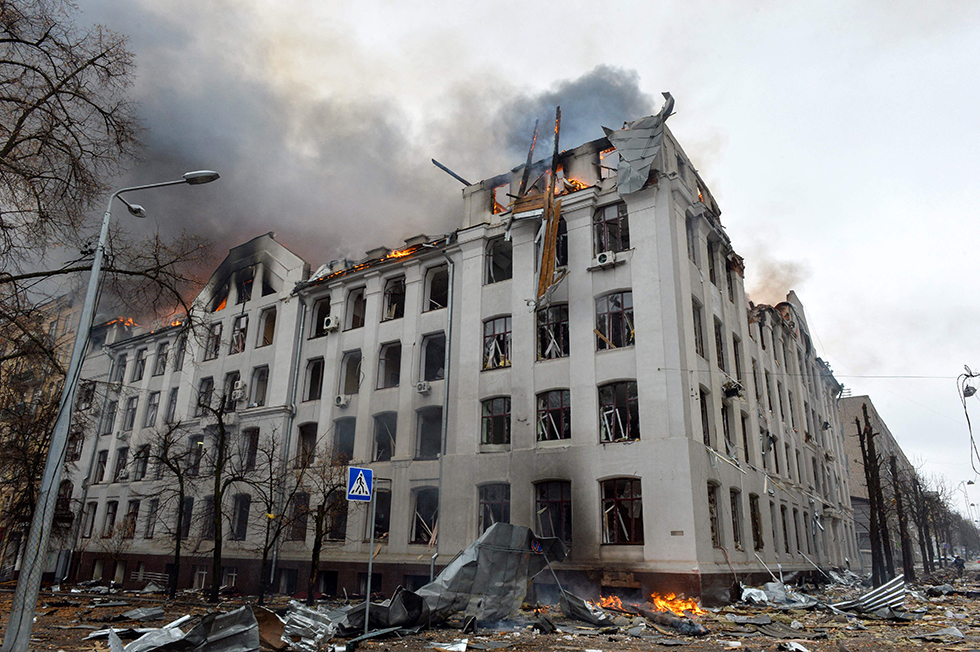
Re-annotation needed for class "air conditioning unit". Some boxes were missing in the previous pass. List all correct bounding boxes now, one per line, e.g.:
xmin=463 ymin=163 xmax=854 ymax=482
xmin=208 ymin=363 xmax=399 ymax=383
xmin=231 ymin=389 xmax=246 ymax=402
xmin=334 ymin=394 xmax=350 ymax=408
xmin=594 ymin=251 xmax=617 ymax=267
xmin=117 ymin=469 xmax=129 ymax=481
xmin=233 ymin=380 xmax=246 ymax=391
xmin=115 ymin=431 xmax=128 ymax=441
xmin=416 ymin=381 xmax=432 ymax=395
xmin=323 ymin=314 xmax=341 ymax=332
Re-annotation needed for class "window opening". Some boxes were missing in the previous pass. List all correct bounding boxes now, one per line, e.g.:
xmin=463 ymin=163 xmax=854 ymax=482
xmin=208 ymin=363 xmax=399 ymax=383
xmin=145 ymin=499 xmax=158 ymax=538
xmin=297 ymin=423 xmax=317 ymax=468
xmin=173 ymin=335 xmax=186 ymax=371
xmin=537 ymin=304 xmax=569 ymax=359
xmin=416 ymin=407 xmax=442 ymax=460
xmin=411 ymin=487 xmax=439 ymax=544
xmin=289 ymin=493 xmax=308 ymax=540
xmin=113 ymin=354 xmax=127 ymax=383
xmin=179 ymin=497 xmax=194 ymax=539
xmin=383 ymin=277 xmax=405 ymax=320
xmin=153 ymin=342 xmax=169 ymax=376
xmin=601 ymin=478 xmax=643 ymax=544
xmin=132 ymin=349 xmax=146 ymax=381
xmin=341 ymin=350 xmax=362 ymax=395
xmin=333 ymin=418 xmax=356 ymax=463
xmin=250 ymin=366 xmax=269 ymax=407
xmin=481 ymin=397 xmax=511 ymax=445
xmin=537 ymin=389 xmax=571 ymax=441
xmin=700 ymin=389 xmax=712 ymax=447
xmin=749 ymin=494 xmax=763 ymax=551
xmin=223 ymin=371 xmax=240 ymax=412
xmin=593 ymin=202 xmax=629 ymax=253
xmin=124 ymin=500 xmax=139 ymax=538
xmin=102 ymin=500 xmax=118 ymax=537
xmin=101 ymin=401 xmax=117 ymax=434
xmin=345 ymin=289 xmax=366 ymax=330
xmin=306 ymin=358 xmax=324 ymax=401
xmin=535 ymin=481 xmax=572 ymax=543
xmin=201 ymin=495 xmax=215 ymax=539
xmin=122 ymin=396 xmax=138 ymax=431
xmin=94 ymin=450 xmax=108 ymax=483
xmin=693 ymin=299 xmax=705 ymax=358
xmin=235 ymin=268 xmax=253 ymax=304
xmin=377 ymin=342 xmax=401 ymax=389
xmin=555 ymin=217 xmax=568 ymax=267
xmin=485 ymin=238 xmax=513 ymax=284
xmin=482 ymin=316 xmax=512 ymax=370
xmin=599 ymin=381 xmax=639 ymax=442
xmin=82 ymin=502 xmax=97 ymax=538
xmin=730 ymin=489 xmax=743 ymax=550
xmin=421 ymin=333 xmax=446 ymax=381
xmin=595 ymin=291 xmax=634 ymax=349
xmin=371 ymin=480 xmax=391 ymax=540
xmin=230 ymin=314 xmax=248 ymax=354
xmin=714 ymin=319 xmax=725 ymax=370
xmin=479 ymin=484 xmax=510 ymax=533
xmin=232 ymin=494 xmax=251 ymax=540
xmin=312 ymin=297 xmax=332 ymax=338
xmin=143 ymin=392 xmax=160 ymax=428
xmin=707 ymin=483 xmax=722 ymax=547
xmin=240 ymin=428 xmax=259 ymax=472
xmin=204 ymin=323 xmax=222 ymax=361
xmin=426 ymin=267 xmax=449 ymax=311
xmin=373 ymin=413 xmax=397 ymax=461
xmin=258 ymin=308 xmax=276 ymax=347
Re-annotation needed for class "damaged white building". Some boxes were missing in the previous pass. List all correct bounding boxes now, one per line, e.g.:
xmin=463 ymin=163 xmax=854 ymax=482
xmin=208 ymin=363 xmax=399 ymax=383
xmin=63 ymin=101 xmax=857 ymax=603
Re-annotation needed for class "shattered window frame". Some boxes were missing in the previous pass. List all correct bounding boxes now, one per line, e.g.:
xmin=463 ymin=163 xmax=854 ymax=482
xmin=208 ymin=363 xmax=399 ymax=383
xmin=296 ymin=423 xmax=317 ymax=468
xmin=699 ymin=388 xmax=712 ymax=448
xmin=535 ymin=480 xmax=572 ymax=544
xmin=101 ymin=401 xmax=117 ymax=435
xmin=223 ymin=370 xmax=240 ymax=412
xmin=411 ymin=486 xmax=439 ymax=544
xmin=780 ymin=504 xmax=790 ymax=554
xmin=721 ymin=401 xmax=734 ymax=454
xmin=377 ymin=342 xmax=401 ymax=389
xmin=112 ymin=354 xmax=127 ymax=383
xmin=332 ymin=417 xmax=356 ymax=464
xmin=344 ymin=288 xmax=366 ymax=331
xmin=232 ymin=493 xmax=251 ymax=541
xmin=229 ymin=314 xmax=248 ymax=355
xmin=593 ymin=202 xmax=630 ymax=254
xmin=595 ymin=291 xmax=634 ymax=350
xmin=235 ymin=267 xmax=254 ymax=305
xmin=598 ymin=147 xmax=619 ymax=180
xmin=112 ymin=446 xmax=129 ymax=482
xmin=555 ymin=217 xmax=569 ymax=267
xmin=598 ymin=381 xmax=639 ymax=442
xmin=250 ymin=366 xmax=269 ymax=407
xmin=102 ymin=500 xmax=118 ymax=537
xmin=382 ymin=276 xmax=406 ymax=321
xmin=153 ymin=341 xmax=169 ymax=376
xmin=288 ymin=492 xmax=308 ymax=541
xmin=341 ymin=349 xmax=362 ymax=395
xmin=732 ymin=335 xmax=743 ymax=382
xmin=415 ymin=407 xmax=442 ymax=460
xmin=204 ymin=322 xmax=222 ymax=361
xmin=482 ymin=315 xmax=512 ymax=370
xmin=707 ymin=482 xmax=722 ymax=548
xmin=536 ymin=304 xmax=569 ymax=360
xmin=93 ymin=450 xmax=108 ymax=483
xmin=373 ymin=412 xmax=397 ymax=461
xmin=369 ymin=479 xmax=392 ymax=541
xmin=122 ymin=396 xmax=138 ymax=431
xmin=123 ymin=499 xmax=139 ymax=539
xmin=478 ymin=483 xmax=510 ymax=533
xmin=536 ymin=389 xmax=571 ymax=441
xmin=257 ymin=307 xmax=276 ymax=347
xmin=749 ymin=493 xmax=764 ymax=551
xmin=143 ymin=391 xmax=160 ymax=429
xmin=420 ymin=332 xmax=446 ymax=382
xmin=481 ymin=397 xmax=511 ymax=446
xmin=132 ymin=348 xmax=146 ymax=382
xmin=425 ymin=266 xmax=449 ymax=312
xmin=730 ymin=488 xmax=743 ymax=551
xmin=692 ymin=298 xmax=705 ymax=358
xmin=82 ymin=502 xmax=97 ymax=538
xmin=311 ymin=296 xmax=332 ymax=338
xmin=485 ymin=237 xmax=513 ymax=285
xmin=601 ymin=477 xmax=643 ymax=544
xmin=305 ymin=358 xmax=324 ymax=401
xmin=714 ymin=319 xmax=725 ymax=370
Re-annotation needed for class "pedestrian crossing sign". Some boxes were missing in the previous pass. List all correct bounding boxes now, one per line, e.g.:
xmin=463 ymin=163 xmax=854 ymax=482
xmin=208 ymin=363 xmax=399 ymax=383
xmin=347 ymin=466 xmax=373 ymax=502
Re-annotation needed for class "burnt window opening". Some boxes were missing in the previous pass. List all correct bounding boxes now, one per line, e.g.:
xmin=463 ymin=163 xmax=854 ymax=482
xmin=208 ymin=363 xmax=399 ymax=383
xmin=599 ymin=381 xmax=639 ymax=442
xmin=593 ymin=202 xmax=630 ymax=254
xmin=485 ymin=238 xmax=513 ymax=284
xmin=421 ymin=333 xmax=445 ymax=382
xmin=601 ymin=478 xmax=643 ymax=544
xmin=204 ymin=323 xmax=222 ymax=361
xmin=426 ymin=266 xmax=449 ymax=311
xmin=555 ymin=217 xmax=568 ymax=267
xmin=749 ymin=494 xmax=764 ymax=551
xmin=143 ymin=391 xmax=160 ymax=428
xmin=250 ymin=366 xmax=268 ymax=407
xmin=482 ymin=316 xmax=512 ymax=370
xmin=232 ymin=493 xmax=251 ymax=540
xmin=113 ymin=354 xmax=127 ymax=383
xmin=370 ymin=479 xmax=392 ymax=540
xmin=345 ymin=288 xmax=366 ymax=331
xmin=257 ymin=308 xmax=276 ymax=347
xmin=153 ymin=342 xmax=169 ymax=376
xmin=537 ymin=304 xmax=569 ymax=360
xmin=707 ymin=483 xmax=721 ymax=548
xmin=411 ymin=487 xmax=439 ymax=544
xmin=311 ymin=297 xmax=332 ymax=338
xmin=132 ymin=348 xmax=147 ymax=381
xmin=122 ymin=396 xmax=138 ymax=431
xmin=296 ymin=423 xmax=317 ymax=468
xmin=240 ymin=428 xmax=259 ymax=472
xmin=333 ymin=418 xmax=356 ymax=464
xmin=481 ymin=397 xmax=511 ymax=446
xmin=730 ymin=489 xmax=743 ymax=551
xmin=341 ymin=350 xmax=362 ymax=395
xmin=373 ymin=413 xmax=397 ymax=461
xmin=223 ymin=370 xmax=240 ymax=412
xmin=598 ymin=147 xmax=619 ymax=179
xmin=383 ymin=277 xmax=406 ymax=321
xmin=479 ymin=483 xmax=510 ymax=533
xmin=536 ymin=480 xmax=572 ymax=544
xmin=537 ymin=389 xmax=571 ymax=441
xmin=714 ymin=319 xmax=725 ymax=371
xmin=211 ymin=282 xmax=229 ymax=312
xmin=289 ymin=492 xmax=309 ymax=541
xmin=262 ymin=269 xmax=280 ymax=296
xmin=235 ymin=268 xmax=254 ymax=305
xmin=416 ymin=407 xmax=442 ymax=460
xmin=692 ymin=299 xmax=705 ymax=358
xmin=230 ymin=315 xmax=248 ymax=355
xmin=699 ymin=388 xmax=712 ymax=448
xmin=305 ymin=358 xmax=324 ymax=401
xmin=377 ymin=342 xmax=401 ymax=389
xmin=595 ymin=291 xmax=634 ymax=350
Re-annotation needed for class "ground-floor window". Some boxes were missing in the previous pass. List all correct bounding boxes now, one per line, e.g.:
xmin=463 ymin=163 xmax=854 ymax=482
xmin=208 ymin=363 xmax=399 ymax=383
xmin=601 ymin=478 xmax=643 ymax=544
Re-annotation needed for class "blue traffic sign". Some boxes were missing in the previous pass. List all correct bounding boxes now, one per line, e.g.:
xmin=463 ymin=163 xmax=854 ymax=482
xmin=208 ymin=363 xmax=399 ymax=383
xmin=347 ymin=466 xmax=374 ymax=502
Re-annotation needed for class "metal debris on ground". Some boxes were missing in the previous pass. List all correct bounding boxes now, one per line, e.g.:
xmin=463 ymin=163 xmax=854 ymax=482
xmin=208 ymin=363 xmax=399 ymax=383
xmin=831 ymin=574 xmax=906 ymax=614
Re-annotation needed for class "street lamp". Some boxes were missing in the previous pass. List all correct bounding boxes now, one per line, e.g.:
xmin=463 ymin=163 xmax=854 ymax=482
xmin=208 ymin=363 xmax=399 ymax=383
xmin=2 ymin=171 xmax=220 ymax=652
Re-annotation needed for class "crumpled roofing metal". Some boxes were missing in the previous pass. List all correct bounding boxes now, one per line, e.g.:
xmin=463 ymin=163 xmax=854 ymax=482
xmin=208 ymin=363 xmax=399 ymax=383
xmin=602 ymin=92 xmax=674 ymax=195
xmin=832 ymin=574 xmax=906 ymax=614
xmin=153 ymin=605 xmax=259 ymax=652
xmin=416 ymin=522 xmax=566 ymax=623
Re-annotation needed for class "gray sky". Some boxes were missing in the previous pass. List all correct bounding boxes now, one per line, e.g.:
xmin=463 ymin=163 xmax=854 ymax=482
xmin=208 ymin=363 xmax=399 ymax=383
xmin=79 ymin=0 xmax=980 ymax=510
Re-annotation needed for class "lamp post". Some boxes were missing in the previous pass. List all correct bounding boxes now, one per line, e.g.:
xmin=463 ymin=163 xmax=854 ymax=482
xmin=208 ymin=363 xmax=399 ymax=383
xmin=2 ymin=171 xmax=219 ymax=652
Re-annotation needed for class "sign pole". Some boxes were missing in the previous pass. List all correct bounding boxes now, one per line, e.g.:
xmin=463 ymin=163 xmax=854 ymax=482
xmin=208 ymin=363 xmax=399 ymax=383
xmin=365 ymin=488 xmax=376 ymax=636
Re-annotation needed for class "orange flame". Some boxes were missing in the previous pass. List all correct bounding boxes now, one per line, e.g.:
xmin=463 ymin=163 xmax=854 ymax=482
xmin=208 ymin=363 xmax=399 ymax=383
xmin=171 ymin=319 xmax=183 ymax=327
xmin=599 ymin=595 xmax=624 ymax=610
xmin=650 ymin=592 xmax=704 ymax=616
xmin=106 ymin=317 xmax=138 ymax=327
xmin=563 ymin=177 xmax=589 ymax=192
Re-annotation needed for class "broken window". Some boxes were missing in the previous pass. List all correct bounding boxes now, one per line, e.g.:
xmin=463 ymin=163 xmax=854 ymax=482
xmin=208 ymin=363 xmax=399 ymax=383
xmin=200 ymin=495 xmax=215 ymax=539
xmin=749 ymin=493 xmax=763 ymax=551
xmin=555 ymin=217 xmax=569 ymax=267
xmin=223 ymin=370 xmax=240 ymax=412
xmin=153 ymin=342 xmax=169 ymax=376
xmin=714 ymin=319 xmax=725 ymax=370
xmin=593 ymin=202 xmax=629 ymax=254
xmin=692 ymin=299 xmax=705 ymax=358
xmin=371 ymin=480 xmax=391 ymax=540
xmin=132 ymin=348 xmax=147 ymax=381
xmin=113 ymin=447 xmax=129 ymax=482
xmin=726 ymin=263 xmax=735 ymax=302
xmin=113 ymin=354 xmax=127 ymax=383
xmin=288 ymin=492 xmax=308 ymax=541
xmin=784 ymin=444 xmax=792 ymax=480
xmin=721 ymin=401 xmax=734 ymax=454
xmin=411 ymin=487 xmax=439 ymax=544
xmin=341 ymin=350 xmax=362 ymax=395
xmin=730 ymin=489 xmax=743 ymax=551
xmin=235 ymin=268 xmax=253 ymax=304
xmin=187 ymin=435 xmax=205 ymax=476
xmin=764 ymin=371 xmax=773 ymax=411
xmin=204 ymin=322 xmax=222 ymax=361
xmin=536 ymin=389 xmax=571 ymax=441
xmin=686 ymin=218 xmax=698 ymax=265
xmin=297 ymin=423 xmax=317 ymax=468
xmin=333 ymin=418 xmax=355 ymax=463
xmin=601 ymin=478 xmax=642 ymax=544
xmin=66 ymin=430 xmax=83 ymax=462
xmin=145 ymin=499 xmax=158 ymax=539
xmin=377 ymin=342 xmax=401 ymax=389
xmin=250 ymin=366 xmax=268 ymax=407
xmin=421 ymin=332 xmax=445 ymax=381
xmin=102 ymin=500 xmax=118 ymax=537
xmin=803 ymin=512 xmax=811 ymax=554
xmin=599 ymin=381 xmax=639 ymax=442
xmin=485 ymin=238 xmax=512 ymax=284
xmin=101 ymin=401 xmax=117 ymax=434
xmin=482 ymin=315 xmax=512 ymax=370
xmin=382 ymin=276 xmax=405 ymax=321
xmin=373 ymin=413 xmax=397 ymax=461
xmin=257 ymin=308 xmax=276 ymax=347
xmin=478 ymin=483 xmax=510 ymax=533
xmin=311 ymin=297 xmax=332 ymax=338
xmin=793 ymin=507 xmax=801 ymax=552
xmin=305 ymin=358 xmax=324 ymax=401
xmin=416 ymin=407 xmax=441 ymax=460
xmin=143 ymin=391 xmax=160 ymax=428
xmin=232 ymin=493 xmax=251 ymax=541
xmin=94 ymin=450 xmax=108 ymax=483
xmin=481 ymin=397 xmax=510 ymax=445
xmin=173 ymin=335 xmax=186 ymax=371
xmin=595 ymin=291 xmax=634 ymax=349
xmin=425 ymin=266 xmax=449 ymax=311
xmin=780 ymin=504 xmax=790 ymax=554
xmin=240 ymin=428 xmax=259 ymax=472
xmin=699 ymin=388 xmax=712 ymax=447
xmin=769 ymin=500 xmax=778 ymax=552
xmin=122 ymin=396 xmax=138 ymax=431
xmin=180 ymin=497 xmax=194 ymax=539
xmin=708 ymin=241 xmax=719 ymax=285
xmin=82 ymin=502 xmax=97 ymax=538
xmin=772 ymin=436 xmax=780 ymax=474
xmin=76 ymin=381 xmax=95 ymax=411
xmin=598 ymin=147 xmax=619 ymax=179
xmin=230 ymin=314 xmax=248 ymax=354
xmin=732 ymin=335 xmax=743 ymax=381
xmin=123 ymin=500 xmax=139 ymax=538
xmin=741 ymin=412 xmax=751 ymax=462
xmin=537 ymin=304 xmax=569 ymax=359
xmin=535 ymin=480 xmax=572 ymax=544
xmin=707 ymin=483 xmax=721 ymax=548
xmin=344 ymin=288 xmax=366 ymax=330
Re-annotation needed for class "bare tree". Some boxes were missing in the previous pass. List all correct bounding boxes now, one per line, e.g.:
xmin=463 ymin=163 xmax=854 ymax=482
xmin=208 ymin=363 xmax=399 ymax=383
xmin=302 ymin=443 xmax=349 ymax=606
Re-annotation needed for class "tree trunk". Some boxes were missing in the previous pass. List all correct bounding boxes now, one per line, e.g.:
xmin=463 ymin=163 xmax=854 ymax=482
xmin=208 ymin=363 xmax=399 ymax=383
xmin=862 ymin=405 xmax=894 ymax=579
xmin=857 ymin=416 xmax=884 ymax=586
xmin=259 ymin=519 xmax=272 ymax=606
xmin=307 ymin=504 xmax=325 ymax=607
xmin=209 ymin=420 xmax=227 ymax=603
xmin=890 ymin=456 xmax=915 ymax=582
xmin=170 ymin=484 xmax=185 ymax=600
